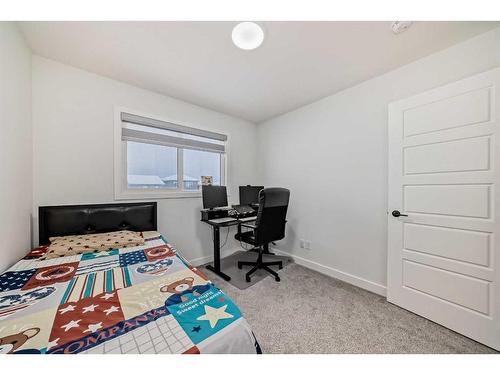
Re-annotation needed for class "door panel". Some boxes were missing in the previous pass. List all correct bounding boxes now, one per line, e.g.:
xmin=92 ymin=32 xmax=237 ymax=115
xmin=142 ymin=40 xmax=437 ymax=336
xmin=388 ymin=68 xmax=500 ymax=350
xmin=404 ymin=184 xmax=490 ymax=218
xmin=402 ymin=249 xmax=493 ymax=282
xmin=403 ymin=87 xmax=491 ymax=137
xmin=403 ymin=260 xmax=490 ymax=314
xmin=404 ymin=223 xmax=490 ymax=266
xmin=404 ymin=137 xmax=490 ymax=175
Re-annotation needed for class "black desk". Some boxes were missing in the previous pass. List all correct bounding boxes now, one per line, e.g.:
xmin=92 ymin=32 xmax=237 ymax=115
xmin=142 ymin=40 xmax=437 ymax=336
xmin=201 ymin=217 xmax=256 ymax=281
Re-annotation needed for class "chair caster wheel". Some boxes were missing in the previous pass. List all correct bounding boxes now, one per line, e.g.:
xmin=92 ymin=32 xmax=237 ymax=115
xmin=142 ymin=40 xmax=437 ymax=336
xmin=275 ymin=276 xmax=280 ymax=282
xmin=246 ymin=276 xmax=251 ymax=282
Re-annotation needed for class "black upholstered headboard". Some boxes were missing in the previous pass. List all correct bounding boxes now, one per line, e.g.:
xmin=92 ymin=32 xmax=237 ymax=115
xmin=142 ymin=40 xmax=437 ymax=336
xmin=38 ymin=202 xmax=157 ymax=245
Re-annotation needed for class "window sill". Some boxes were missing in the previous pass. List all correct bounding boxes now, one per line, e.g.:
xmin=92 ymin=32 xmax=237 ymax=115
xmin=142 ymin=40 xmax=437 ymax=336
xmin=115 ymin=189 xmax=203 ymax=200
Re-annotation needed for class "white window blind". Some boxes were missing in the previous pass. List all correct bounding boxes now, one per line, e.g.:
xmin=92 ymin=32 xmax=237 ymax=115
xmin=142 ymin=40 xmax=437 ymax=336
xmin=121 ymin=112 xmax=227 ymax=153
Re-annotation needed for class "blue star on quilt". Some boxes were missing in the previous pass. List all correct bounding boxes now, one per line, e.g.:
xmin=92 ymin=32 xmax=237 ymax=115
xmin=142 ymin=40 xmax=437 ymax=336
xmin=192 ymin=325 xmax=201 ymax=333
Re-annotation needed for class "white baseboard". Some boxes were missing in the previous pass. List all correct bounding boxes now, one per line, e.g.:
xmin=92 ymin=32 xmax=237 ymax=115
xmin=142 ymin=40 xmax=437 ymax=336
xmin=189 ymin=247 xmax=240 ymax=267
xmin=273 ymin=248 xmax=387 ymax=297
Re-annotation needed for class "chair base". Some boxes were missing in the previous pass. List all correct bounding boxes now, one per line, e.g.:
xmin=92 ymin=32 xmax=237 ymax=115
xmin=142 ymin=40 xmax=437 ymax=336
xmin=237 ymin=249 xmax=283 ymax=282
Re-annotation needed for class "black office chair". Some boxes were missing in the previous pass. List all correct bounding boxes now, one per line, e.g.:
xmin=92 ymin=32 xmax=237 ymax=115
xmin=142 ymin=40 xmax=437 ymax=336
xmin=235 ymin=187 xmax=290 ymax=282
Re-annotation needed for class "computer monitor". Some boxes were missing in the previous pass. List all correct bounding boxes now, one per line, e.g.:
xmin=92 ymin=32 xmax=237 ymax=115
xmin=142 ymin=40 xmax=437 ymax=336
xmin=239 ymin=185 xmax=264 ymax=206
xmin=202 ymin=185 xmax=228 ymax=209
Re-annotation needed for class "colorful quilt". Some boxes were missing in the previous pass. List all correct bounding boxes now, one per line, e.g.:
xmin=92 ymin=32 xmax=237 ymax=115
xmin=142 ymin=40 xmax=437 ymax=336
xmin=0 ymin=232 xmax=260 ymax=354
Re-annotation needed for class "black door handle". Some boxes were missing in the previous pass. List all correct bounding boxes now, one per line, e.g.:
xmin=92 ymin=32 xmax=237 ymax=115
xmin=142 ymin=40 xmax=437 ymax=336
xmin=392 ymin=210 xmax=408 ymax=217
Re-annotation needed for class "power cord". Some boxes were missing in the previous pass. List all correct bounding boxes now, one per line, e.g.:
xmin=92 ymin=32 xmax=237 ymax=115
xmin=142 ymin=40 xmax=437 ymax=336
xmin=220 ymin=227 xmax=230 ymax=249
xmin=237 ymin=225 xmax=254 ymax=251
xmin=210 ymin=226 xmax=230 ymax=249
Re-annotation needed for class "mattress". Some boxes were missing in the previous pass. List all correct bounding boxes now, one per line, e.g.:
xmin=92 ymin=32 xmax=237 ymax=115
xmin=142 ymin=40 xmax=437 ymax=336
xmin=0 ymin=232 xmax=260 ymax=354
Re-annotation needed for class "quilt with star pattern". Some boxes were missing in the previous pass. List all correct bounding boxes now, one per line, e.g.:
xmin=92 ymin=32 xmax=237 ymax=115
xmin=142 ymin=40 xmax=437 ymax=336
xmin=0 ymin=232 xmax=260 ymax=354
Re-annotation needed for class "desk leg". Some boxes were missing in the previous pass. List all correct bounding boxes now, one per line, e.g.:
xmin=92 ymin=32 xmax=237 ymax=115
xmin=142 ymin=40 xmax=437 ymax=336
xmin=205 ymin=226 xmax=231 ymax=281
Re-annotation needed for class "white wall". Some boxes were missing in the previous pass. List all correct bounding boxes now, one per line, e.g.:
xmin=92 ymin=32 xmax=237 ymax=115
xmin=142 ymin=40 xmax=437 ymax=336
xmin=32 ymin=56 xmax=258 ymax=263
xmin=0 ymin=23 xmax=32 ymax=272
xmin=257 ymin=27 xmax=500 ymax=294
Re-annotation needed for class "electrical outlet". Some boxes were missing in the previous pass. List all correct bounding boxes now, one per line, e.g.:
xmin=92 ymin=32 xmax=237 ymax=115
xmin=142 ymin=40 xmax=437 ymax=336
xmin=300 ymin=239 xmax=311 ymax=250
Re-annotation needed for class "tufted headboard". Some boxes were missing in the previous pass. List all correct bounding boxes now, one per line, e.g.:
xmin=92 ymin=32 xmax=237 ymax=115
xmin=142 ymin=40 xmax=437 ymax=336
xmin=38 ymin=202 xmax=157 ymax=245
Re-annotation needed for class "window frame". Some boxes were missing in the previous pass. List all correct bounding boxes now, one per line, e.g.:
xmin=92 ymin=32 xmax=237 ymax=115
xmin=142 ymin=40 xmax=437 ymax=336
xmin=114 ymin=107 xmax=229 ymax=200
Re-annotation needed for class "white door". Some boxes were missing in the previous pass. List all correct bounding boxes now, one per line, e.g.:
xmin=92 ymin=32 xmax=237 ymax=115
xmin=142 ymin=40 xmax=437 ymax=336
xmin=387 ymin=67 xmax=500 ymax=350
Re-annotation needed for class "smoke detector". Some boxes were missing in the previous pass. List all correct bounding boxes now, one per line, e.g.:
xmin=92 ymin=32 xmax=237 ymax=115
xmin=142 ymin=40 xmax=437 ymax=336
xmin=391 ymin=21 xmax=413 ymax=34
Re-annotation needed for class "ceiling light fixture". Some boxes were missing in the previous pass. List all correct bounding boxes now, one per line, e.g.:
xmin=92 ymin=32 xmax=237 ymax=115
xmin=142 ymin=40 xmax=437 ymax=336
xmin=232 ymin=22 xmax=264 ymax=50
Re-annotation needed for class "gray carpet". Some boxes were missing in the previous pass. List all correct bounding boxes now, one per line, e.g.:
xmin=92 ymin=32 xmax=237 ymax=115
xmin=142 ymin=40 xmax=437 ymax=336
xmin=202 ymin=263 xmax=497 ymax=354
xmin=203 ymin=250 xmax=293 ymax=289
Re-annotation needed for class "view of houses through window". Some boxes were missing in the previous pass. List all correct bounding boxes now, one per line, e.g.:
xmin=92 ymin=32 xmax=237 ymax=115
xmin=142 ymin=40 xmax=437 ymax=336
xmin=126 ymin=141 xmax=222 ymax=190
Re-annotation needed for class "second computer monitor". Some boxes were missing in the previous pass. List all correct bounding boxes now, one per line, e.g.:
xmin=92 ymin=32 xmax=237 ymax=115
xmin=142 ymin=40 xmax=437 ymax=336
xmin=239 ymin=185 xmax=264 ymax=206
xmin=202 ymin=185 xmax=228 ymax=209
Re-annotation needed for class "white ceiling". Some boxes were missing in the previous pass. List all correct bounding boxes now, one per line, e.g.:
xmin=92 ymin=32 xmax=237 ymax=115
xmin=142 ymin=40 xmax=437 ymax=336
xmin=19 ymin=21 xmax=499 ymax=123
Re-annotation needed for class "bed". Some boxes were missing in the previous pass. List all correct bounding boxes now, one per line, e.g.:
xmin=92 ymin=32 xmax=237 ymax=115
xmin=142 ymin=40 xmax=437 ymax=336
xmin=0 ymin=202 xmax=261 ymax=354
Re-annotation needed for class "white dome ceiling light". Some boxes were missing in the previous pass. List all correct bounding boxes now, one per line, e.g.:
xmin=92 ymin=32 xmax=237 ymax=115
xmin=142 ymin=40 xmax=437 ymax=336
xmin=231 ymin=22 xmax=265 ymax=50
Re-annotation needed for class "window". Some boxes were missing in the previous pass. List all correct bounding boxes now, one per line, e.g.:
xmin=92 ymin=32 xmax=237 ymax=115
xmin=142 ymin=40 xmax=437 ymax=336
xmin=183 ymin=149 xmax=221 ymax=190
xmin=115 ymin=110 xmax=227 ymax=199
xmin=126 ymin=141 xmax=178 ymax=189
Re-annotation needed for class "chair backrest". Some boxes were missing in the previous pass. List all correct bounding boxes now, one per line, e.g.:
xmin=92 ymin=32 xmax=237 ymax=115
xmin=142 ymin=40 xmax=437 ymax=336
xmin=254 ymin=187 xmax=290 ymax=245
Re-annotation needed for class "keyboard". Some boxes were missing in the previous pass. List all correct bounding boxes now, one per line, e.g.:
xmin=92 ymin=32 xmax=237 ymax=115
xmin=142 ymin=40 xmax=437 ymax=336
xmin=239 ymin=216 xmax=257 ymax=222
xmin=232 ymin=204 xmax=255 ymax=216
xmin=209 ymin=217 xmax=237 ymax=224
